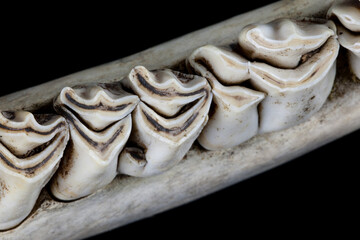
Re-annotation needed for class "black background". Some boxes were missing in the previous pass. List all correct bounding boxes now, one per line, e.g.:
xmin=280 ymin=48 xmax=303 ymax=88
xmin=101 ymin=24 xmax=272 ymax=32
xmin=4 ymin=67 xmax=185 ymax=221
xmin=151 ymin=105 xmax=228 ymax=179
xmin=1 ymin=1 xmax=358 ymax=238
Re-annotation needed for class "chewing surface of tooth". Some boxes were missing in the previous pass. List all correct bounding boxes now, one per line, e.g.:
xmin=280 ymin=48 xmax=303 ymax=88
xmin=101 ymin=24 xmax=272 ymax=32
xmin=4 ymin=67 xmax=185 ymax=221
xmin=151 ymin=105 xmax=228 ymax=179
xmin=187 ymin=45 xmax=264 ymax=150
xmin=0 ymin=112 xmax=68 ymax=230
xmin=239 ymin=18 xmax=335 ymax=68
xmin=0 ymin=111 xmax=67 ymax=156
xmin=51 ymin=85 xmax=138 ymax=200
xmin=118 ymin=92 xmax=212 ymax=177
xmin=187 ymin=45 xmax=250 ymax=85
xmin=58 ymin=83 xmax=139 ymax=131
xmin=327 ymin=0 xmax=360 ymax=32
xmin=122 ymin=66 xmax=210 ymax=117
xmin=249 ymin=36 xmax=339 ymax=133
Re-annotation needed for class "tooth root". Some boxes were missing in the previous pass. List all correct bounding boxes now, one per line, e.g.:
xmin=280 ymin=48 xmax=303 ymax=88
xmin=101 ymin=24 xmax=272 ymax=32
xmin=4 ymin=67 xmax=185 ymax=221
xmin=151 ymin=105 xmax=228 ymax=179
xmin=0 ymin=112 xmax=69 ymax=230
xmin=119 ymin=93 xmax=212 ymax=177
xmin=249 ymin=36 xmax=339 ymax=133
xmin=51 ymin=84 xmax=138 ymax=201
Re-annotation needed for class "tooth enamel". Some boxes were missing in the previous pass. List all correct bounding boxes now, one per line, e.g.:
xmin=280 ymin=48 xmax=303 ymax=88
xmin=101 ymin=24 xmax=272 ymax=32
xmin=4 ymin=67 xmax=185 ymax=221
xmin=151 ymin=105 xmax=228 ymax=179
xmin=118 ymin=66 xmax=212 ymax=177
xmin=0 ymin=111 xmax=68 ymax=230
xmin=122 ymin=66 xmax=209 ymax=117
xmin=50 ymin=84 xmax=139 ymax=201
xmin=187 ymin=45 xmax=265 ymax=150
xmin=328 ymin=0 xmax=360 ymax=79
xmin=249 ymin=35 xmax=339 ymax=133
xmin=239 ymin=18 xmax=335 ymax=69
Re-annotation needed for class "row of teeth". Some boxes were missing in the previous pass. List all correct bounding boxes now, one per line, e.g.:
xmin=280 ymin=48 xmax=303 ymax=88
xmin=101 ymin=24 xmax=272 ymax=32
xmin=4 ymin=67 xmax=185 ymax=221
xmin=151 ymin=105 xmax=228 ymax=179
xmin=0 ymin=0 xmax=359 ymax=231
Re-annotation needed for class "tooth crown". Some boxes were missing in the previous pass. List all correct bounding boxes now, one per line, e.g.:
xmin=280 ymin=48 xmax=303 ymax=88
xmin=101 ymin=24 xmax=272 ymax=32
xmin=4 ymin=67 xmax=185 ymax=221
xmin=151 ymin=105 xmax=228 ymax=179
xmin=328 ymin=0 xmax=360 ymax=79
xmin=122 ymin=66 xmax=210 ymax=117
xmin=118 ymin=66 xmax=212 ymax=177
xmin=187 ymin=45 xmax=265 ymax=150
xmin=51 ymin=83 xmax=138 ymax=201
xmin=239 ymin=18 xmax=336 ymax=69
xmin=0 ymin=111 xmax=69 ymax=230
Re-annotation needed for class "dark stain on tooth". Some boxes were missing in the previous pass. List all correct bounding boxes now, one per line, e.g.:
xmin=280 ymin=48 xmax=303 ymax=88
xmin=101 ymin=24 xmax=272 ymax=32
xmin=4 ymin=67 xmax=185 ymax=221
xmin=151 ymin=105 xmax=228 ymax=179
xmin=65 ymin=93 xmax=130 ymax=111
xmin=142 ymin=110 xmax=199 ymax=136
xmin=136 ymin=71 xmax=206 ymax=97
xmin=0 ymin=122 xmax=65 ymax=136
xmin=59 ymin=106 xmax=124 ymax=152
xmin=127 ymin=148 xmax=146 ymax=161
xmin=0 ymin=136 xmax=66 ymax=176
xmin=1 ymin=111 xmax=15 ymax=120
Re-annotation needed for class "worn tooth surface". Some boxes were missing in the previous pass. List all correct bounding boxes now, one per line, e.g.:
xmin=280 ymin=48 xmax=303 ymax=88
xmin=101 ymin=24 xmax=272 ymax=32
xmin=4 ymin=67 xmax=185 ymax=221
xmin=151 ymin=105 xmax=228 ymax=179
xmin=187 ymin=45 xmax=264 ymax=150
xmin=121 ymin=65 xmax=209 ymax=117
xmin=118 ymin=66 xmax=212 ymax=177
xmin=0 ymin=111 xmax=68 ymax=230
xmin=239 ymin=18 xmax=336 ymax=69
xmin=50 ymin=83 xmax=138 ymax=201
xmin=249 ymin=35 xmax=339 ymax=133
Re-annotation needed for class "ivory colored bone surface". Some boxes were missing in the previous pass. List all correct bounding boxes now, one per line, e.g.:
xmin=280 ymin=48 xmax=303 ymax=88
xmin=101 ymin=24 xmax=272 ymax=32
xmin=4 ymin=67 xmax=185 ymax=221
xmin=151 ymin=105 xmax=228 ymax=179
xmin=50 ymin=84 xmax=139 ymax=200
xmin=2 ymin=1 xmax=358 ymax=239
xmin=0 ymin=111 xmax=69 ymax=230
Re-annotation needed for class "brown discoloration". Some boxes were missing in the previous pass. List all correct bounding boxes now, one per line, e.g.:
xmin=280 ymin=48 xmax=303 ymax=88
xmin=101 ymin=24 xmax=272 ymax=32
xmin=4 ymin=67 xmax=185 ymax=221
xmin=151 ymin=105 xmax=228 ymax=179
xmin=134 ymin=68 xmax=206 ymax=98
xmin=142 ymin=110 xmax=199 ymax=136
xmin=0 ymin=135 xmax=66 ymax=177
xmin=0 ymin=122 xmax=65 ymax=136
xmin=65 ymin=93 xmax=130 ymax=112
xmin=1 ymin=111 xmax=15 ymax=120
xmin=57 ymin=106 xmax=124 ymax=153
xmin=0 ymin=178 xmax=9 ymax=200
xmin=57 ymin=141 xmax=75 ymax=178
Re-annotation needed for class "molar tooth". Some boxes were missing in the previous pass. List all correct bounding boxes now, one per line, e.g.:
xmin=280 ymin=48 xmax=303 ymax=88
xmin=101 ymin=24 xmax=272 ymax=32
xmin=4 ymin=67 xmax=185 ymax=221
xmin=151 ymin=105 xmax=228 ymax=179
xmin=328 ymin=0 xmax=360 ymax=79
xmin=249 ymin=36 xmax=339 ymax=133
xmin=122 ymin=65 xmax=209 ymax=117
xmin=118 ymin=96 xmax=211 ymax=177
xmin=328 ymin=0 xmax=360 ymax=32
xmin=239 ymin=18 xmax=336 ymax=69
xmin=187 ymin=45 xmax=264 ymax=150
xmin=118 ymin=66 xmax=212 ymax=177
xmin=50 ymin=83 xmax=138 ymax=201
xmin=0 ymin=111 xmax=68 ymax=230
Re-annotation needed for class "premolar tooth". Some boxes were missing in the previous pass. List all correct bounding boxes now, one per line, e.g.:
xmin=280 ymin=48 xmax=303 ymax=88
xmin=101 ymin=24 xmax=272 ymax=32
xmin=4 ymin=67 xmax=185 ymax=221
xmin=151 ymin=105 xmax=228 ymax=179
xmin=118 ymin=95 xmax=211 ymax=177
xmin=0 ymin=111 xmax=68 ymax=230
xmin=249 ymin=35 xmax=339 ymax=133
xmin=239 ymin=18 xmax=336 ymax=68
xmin=122 ymin=65 xmax=210 ymax=117
xmin=50 ymin=84 xmax=138 ymax=201
xmin=187 ymin=45 xmax=264 ymax=150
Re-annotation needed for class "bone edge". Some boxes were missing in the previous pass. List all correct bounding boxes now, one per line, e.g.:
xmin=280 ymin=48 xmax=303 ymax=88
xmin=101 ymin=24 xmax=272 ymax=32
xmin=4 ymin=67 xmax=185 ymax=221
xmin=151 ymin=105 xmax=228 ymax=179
xmin=2 ymin=0 xmax=358 ymax=239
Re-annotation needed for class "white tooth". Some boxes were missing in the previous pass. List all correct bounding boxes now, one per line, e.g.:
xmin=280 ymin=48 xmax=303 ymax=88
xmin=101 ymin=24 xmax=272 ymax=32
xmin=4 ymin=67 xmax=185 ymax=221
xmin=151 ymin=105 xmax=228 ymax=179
xmin=122 ymin=65 xmax=209 ymax=117
xmin=0 ymin=111 xmax=68 ymax=230
xmin=338 ymin=25 xmax=360 ymax=78
xmin=118 ymin=91 xmax=212 ymax=177
xmin=57 ymin=83 xmax=139 ymax=131
xmin=249 ymin=35 xmax=339 ymax=133
xmin=328 ymin=0 xmax=360 ymax=79
xmin=327 ymin=0 xmax=360 ymax=32
xmin=0 ymin=111 xmax=66 ymax=156
xmin=187 ymin=45 xmax=264 ymax=150
xmin=50 ymin=84 xmax=138 ymax=201
xmin=186 ymin=45 xmax=250 ymax=84
xmin=239 ymin=18 xmax=336 ymax=68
